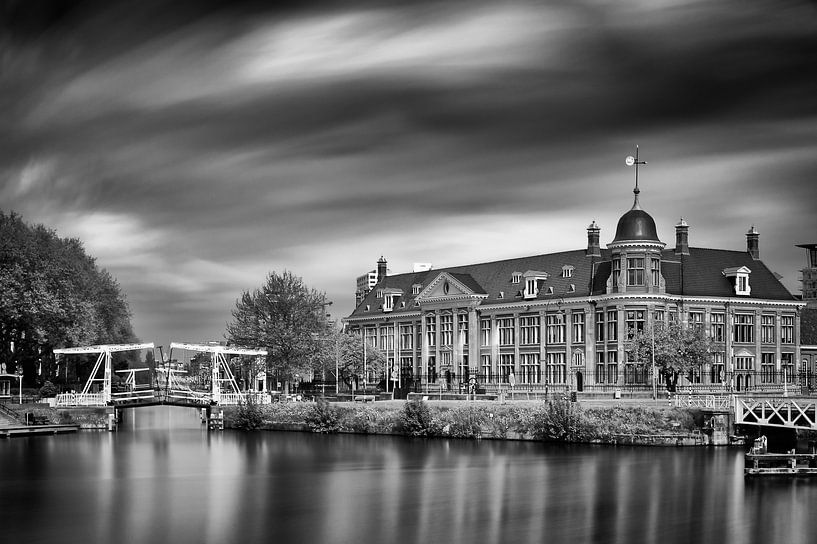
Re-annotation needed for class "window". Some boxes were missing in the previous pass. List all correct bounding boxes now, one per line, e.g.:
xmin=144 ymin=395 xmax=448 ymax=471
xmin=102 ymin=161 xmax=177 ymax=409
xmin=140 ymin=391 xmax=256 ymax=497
xmin=651 ymin=258 xmax=660 ymax=286
xmin=781 ymin=315 xmax=794 ymax=344
xmin=481 ymin=355 xmax=492 ymax=382
xmin=376 ymin=289 xmax=383 ymax=298
xmin=562 ymin=265 xmax=574 ymax=278
xmin=545 ymin=352 xmax=566 ymax=384
xmin=624 ymin=351 xmax=646 ymax=384
xmin=400 ymin=356 xmax=413 ymax=380
xmin=710 ymin=313 xmax=725 ymax=342
xmin=761 ymin=353 xmax=775 ymax=383
xmin=498 ymin=317 xmax=514 ymax=346
xmin=499 ymin=354 xmax=515 ymax=383
xmin=688 ymin=311 xmax=704 ymax=332
xmin=520 ymin=353 xmax=541 ymax=384
xmin=595 ymin=352 xmax=605 ymax=383
xmin=653 ymin=309 xmax=665 ymax=323
xmin=519 ymin=316 xmax=540 ymax=345
xmin=480 ymin=318 xmax=491 ymax=346
xmin=711 ymin=352 xmax=725 ymax=384
xmin=525 ymin=278 xmax=538 ymax=298
xmin=546 ymin=313 xmax=566 ymax=344
xmin=459 ymin=354 xmax=469 ymax=381
xmin=723 ymin=266 xmax=751 ymax=295
xmin=379 ymin=326 xmax=394 ymax=351
xmin=625 ymin=309 xmax=645 ymax=334
xmin=595 ymin=311 xmax=605 ymax=343
xmin=607 ymin=309 xmax=618 ymax=341
xmin=738 ymin=276 xmax=748 ymax=293
xmin=425 ymin=315 xmax=436 ymax=347
xmin=612 ymin=258 xmax=621 ymax=286
xmin=572 ymin=312 xmax=585 ymax=343
xmin=733 ymin=314 xmax=754 ymax=343
xmin=440 ymin=314 xmax=453 ymax=346
xmin=365 ymin=327 xmax=377 ymax=348
xmin=512 ymin=272 xmax=522 ymax=284
xmin=606 ymin=351 xmax=618 ymax=384
xmin=457 ymin=314 xmax=469 ymax=345
xmin=427 ymin=355 xmax=437 ymax=382
xmin=627 ymin=257 xmax=645 ymax=286
xmin=412 ymin=284 xmax=421 ymax=295
xmin=735 ymin=356 xmax=754 ymax=371
xmin=781 ymin=353 xmax=794 ymax=380
xmin=760 ymin=315 xmax=775 ymax=344
xmin=399 ymin=324 xmax=413 ymax=350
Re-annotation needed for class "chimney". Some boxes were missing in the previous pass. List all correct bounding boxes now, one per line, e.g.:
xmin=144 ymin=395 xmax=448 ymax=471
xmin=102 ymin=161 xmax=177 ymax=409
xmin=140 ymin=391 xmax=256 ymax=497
xmin=746 ymin=225 xmax=760 ymax=260
xmin=586 ymin=220 xmax=601 ymax=257
xmin=377 ymin=256 xmax=388 ymax=282
xmin=675 ymin=218 xmax=690 ymax=255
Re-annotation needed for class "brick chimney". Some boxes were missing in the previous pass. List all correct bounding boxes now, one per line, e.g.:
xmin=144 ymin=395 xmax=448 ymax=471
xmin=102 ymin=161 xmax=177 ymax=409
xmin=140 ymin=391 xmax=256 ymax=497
xmin=586 ymin=220 xmax=601 ymax=257
xmin=746 ymin=225 xmax=760 ymax=260
xmin=377 ymin=256 xmax=388 ymax=282
xmin=675 ymin=218 xmax=690 ymax=255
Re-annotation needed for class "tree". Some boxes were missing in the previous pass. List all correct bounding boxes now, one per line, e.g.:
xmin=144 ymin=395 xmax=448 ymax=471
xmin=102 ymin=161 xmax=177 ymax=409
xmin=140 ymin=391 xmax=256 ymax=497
xmin=0 ymin=211 xmax=136 ymax=387
xmin=627 ymin=321 xmax=715 ymax=392
xmin=314 ymin=329 xmax=386 ymax=392
xmin=225 ymin=270 xmax=329 ymax=392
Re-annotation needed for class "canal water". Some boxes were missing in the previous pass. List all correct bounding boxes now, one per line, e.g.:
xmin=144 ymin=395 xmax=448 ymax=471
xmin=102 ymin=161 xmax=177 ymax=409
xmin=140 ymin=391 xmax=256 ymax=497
xmin=1 ymin=406 xmax=815 ymax=544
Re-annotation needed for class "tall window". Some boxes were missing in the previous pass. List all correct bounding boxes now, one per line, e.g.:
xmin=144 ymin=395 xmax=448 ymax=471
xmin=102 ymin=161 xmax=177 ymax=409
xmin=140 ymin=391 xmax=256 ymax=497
xmin=379 ymin=326 xmax=394 ymax=351
xmin=425 ymin=315 xmax=436 ymax=347
xmin=627 ymin=257 xmax=645 ymax=286
xmin=546 ymin=313 xmax=566 ymax=344
xmin=440 ymin=314 xmax=453 ymax=346
xmin=480 ymin=318 xmax=491 ymax=346
xmin=520 ymin=353 xmax=540 ymax=384
xmin=457 ymin=314 xmax=469 ymax=345
xmin=733 ymin=314 xmax=754 ymax=343
xmin=499 ymin=354 xmax=515 ymax=382
xmin=625 ymin=309 xmax=645 ymax=334
xmin=689 ymin=311 xmax=704 ymax=333
xmin=711 ymin=352 xmax=725 ymax=384
xmin=710 ymin=313 xmax=725 ymax=342
xmin=781 ymin=353 xmax=794 ymax=380
xmin=760 ymin=315 xmax=775 ymax=344
xmin=651 ymin=258 xmax=661 ymax=286
xmin=624 ymin=351 xmax=646 ymax=384
xmin=365 ymin=327 xmax=377 ymax=348
xmin=572 ymin=312 xmax=585 ymax=344
xmin=400 ymin=356 xmax=413 ymax=379
xmin=760 ymin=353 xmax=775 ymax=383
xmin=607 ymin=309 xmax=618 ymax=341
xmin=519 ymin=316 xmax=540 ymax=345
xmin=735 ymin=356 xmax=754 ymax=371
xmin=399 ymin=324 xmax=413 ymax=350
xmin=595 ymin=310 xmax=605 ymax=343
xmin=612 ymin=258 xmax=621 ymax=286
xmin=498 ymin=317 xmax=514 ymax=346
xmin=781 ymin=315 xmax=794 ymax=344
xmin=481 ymin=355 xmax=492 ymax=382
xmin=546 ymin=352 xmax=566 ymax=384
xmin=607 ymin=351 xmax=618 ymax=384
xmin=459 ymin=354 xmax=469 ymax=381
xmin=595 ymin=351 xmax=605 ymax=383
xmin=427 ymin=356 xmax=437 ymax=382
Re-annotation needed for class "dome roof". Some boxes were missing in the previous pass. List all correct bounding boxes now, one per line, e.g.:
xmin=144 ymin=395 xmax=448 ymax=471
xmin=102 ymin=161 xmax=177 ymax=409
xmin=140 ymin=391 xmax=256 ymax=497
xmin=612 ymin=208 xmax=660 ymax=243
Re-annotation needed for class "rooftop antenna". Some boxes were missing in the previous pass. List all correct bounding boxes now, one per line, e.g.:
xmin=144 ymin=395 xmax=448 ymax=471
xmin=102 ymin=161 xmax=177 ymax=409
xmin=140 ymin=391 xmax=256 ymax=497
xmin=625 ymin=145 xmax=647 ymax=209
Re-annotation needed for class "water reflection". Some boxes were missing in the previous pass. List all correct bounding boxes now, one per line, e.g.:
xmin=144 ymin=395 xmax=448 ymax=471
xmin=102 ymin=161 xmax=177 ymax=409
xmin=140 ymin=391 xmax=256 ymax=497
xmin=1 ymin=406 xmax=817 ymax=544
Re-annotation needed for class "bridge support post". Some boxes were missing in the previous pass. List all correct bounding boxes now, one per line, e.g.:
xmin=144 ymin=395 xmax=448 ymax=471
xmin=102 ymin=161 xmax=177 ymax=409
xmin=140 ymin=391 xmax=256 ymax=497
xmin=703 ymin=410 xmax=732 ymax=446
xmin=106 ymin=407 xmax=118 ymax=432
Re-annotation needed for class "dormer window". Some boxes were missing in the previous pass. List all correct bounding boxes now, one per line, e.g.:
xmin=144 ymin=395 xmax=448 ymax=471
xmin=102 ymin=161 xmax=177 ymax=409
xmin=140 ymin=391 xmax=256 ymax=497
xmin=412 ymin=284 xmax=422 ymax=295
xmin=511 ymin=272 xmax=522 ymax=284
xmin=376 ymin=289 xmax=383 ymax=298
xmin=722 ymin=266 xmax=752 ymax=296
xmin=562 ymin=265 xmax=574 ymax=278
xmin=383 ymin=296 xmax=395 ymax=312
xmin=381 ymin=288 xmax=404 ymax=312
xmin=568 ymin=284 xmax=575 ymax=293
xmin=523 ymin=270 xmax=548 ymax=299
xmin=365 ymin=304 xmax=370 ymax=311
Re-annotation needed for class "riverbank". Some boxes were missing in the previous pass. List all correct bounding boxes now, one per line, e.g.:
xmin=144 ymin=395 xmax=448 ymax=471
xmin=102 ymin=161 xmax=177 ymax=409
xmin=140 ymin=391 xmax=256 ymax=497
xmin=221 ymin=397 xmax=719 ymax=446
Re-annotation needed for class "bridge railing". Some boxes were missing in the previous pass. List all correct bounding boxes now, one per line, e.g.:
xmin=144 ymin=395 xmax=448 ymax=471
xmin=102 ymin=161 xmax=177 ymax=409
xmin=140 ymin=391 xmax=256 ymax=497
xmin=55 ymin=392 xmax=106 ymax=407
xmin=218 ymin=392 xmax=273 ymax=405
xmin=672 ymin=394 xmax=733 ymax=410
xmin=111 ymin=389 xmax=156 ymax=404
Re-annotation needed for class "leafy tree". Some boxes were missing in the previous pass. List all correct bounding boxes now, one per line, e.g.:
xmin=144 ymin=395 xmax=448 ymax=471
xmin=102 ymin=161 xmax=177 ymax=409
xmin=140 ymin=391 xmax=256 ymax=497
xmin=627 ymin=321 xmax=715 ymax=392
xmin=0 ymin=211 xmax=136 ymax=387
xmin=313 ymin=328 xmax=385 ymax=392
xmin=225 ymin=270 xmax=330 ymax=392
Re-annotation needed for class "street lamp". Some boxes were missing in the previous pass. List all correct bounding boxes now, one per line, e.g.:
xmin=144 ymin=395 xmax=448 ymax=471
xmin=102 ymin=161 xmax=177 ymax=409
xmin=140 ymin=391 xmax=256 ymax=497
xmin=16 ymin=367 xmax=23 ymax=405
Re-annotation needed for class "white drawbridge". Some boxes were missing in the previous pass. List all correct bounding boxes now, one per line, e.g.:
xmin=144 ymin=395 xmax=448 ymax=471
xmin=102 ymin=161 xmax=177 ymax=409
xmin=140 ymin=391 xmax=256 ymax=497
xmin=54 ymin=343 xmax=155 ymax=406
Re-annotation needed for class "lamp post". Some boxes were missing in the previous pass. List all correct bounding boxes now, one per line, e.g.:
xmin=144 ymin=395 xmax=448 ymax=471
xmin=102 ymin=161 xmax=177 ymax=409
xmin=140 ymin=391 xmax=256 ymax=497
xmin=16 ymin=367 xmax=23 ymax=405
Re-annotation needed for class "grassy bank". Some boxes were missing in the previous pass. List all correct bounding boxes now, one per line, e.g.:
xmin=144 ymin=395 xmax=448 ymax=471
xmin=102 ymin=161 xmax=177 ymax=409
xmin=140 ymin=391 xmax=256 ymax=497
xmin=223 ymin=398 xmax=705 ymax=445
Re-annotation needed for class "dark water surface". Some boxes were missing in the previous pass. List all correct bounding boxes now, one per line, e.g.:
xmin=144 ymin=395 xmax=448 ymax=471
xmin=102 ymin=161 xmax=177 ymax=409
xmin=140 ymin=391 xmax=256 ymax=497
xmin=1 ymin=406 xmax=815 ymax=544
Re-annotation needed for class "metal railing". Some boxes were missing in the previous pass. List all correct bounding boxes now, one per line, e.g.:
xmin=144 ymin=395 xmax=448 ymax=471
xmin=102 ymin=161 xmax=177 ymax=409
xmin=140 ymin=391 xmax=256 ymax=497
xmin=55 ymin=392 xmax=106 ymax=407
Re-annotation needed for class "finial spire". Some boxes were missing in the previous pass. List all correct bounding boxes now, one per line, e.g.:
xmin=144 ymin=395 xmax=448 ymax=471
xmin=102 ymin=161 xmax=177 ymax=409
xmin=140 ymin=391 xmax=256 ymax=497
xmin=624 ymin=145 xmax=647 ymax=209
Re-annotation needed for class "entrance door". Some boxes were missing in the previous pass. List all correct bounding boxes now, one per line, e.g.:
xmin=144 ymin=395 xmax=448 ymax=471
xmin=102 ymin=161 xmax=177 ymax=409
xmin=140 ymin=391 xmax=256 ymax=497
xmin=576 ymin=371 xmax=584 ymax=392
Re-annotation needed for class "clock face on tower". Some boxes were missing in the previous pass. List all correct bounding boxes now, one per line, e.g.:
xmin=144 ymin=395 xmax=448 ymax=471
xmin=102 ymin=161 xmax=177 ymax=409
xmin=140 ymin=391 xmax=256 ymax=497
xmin=625 ymin=155 xmax=635 ymax=166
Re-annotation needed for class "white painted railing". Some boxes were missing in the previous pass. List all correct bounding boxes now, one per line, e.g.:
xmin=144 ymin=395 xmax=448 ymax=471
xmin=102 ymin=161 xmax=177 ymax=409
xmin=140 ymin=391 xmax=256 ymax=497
xmin=673 ymin=394 xmax=733 ymax=410
xmin=55 ymin=392 xmax=106 ymax=407
xmin=218 ymin=392 xmax=272 ymax=405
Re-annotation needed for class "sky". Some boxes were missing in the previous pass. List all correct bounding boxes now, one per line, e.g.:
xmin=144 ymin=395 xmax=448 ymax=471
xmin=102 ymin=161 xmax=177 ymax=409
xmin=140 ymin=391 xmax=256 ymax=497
xmin=2 ymin=0 xmax=816 ymax=348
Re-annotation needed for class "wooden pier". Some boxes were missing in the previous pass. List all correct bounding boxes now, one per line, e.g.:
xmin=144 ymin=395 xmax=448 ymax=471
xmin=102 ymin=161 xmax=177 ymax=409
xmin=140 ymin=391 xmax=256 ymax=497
xmin=0 ymin=424 xmax=80 ymax=438
xmin=744 ymin=435 xmax=817 ymax=477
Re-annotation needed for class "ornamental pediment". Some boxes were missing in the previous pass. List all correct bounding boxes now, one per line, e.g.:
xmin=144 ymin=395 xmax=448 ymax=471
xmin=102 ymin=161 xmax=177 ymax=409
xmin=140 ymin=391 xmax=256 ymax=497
xmin=416 ymin=272 xmax=483 ymax=300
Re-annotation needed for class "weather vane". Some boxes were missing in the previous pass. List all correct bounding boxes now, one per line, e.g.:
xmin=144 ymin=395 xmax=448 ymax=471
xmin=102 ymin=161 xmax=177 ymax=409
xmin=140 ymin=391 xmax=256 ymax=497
xmin=625 ymin=145 xmax=647 ymax=196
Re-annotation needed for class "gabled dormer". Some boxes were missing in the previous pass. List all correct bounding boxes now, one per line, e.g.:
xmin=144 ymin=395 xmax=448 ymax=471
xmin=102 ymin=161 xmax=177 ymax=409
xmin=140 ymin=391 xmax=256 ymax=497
xmin=523 ymin=270 xmax=548 ymax=299
xmin=381 ymin=288 xmax=404 ymax=312
xmin=723 ymin=266 xmax=752 ymax=296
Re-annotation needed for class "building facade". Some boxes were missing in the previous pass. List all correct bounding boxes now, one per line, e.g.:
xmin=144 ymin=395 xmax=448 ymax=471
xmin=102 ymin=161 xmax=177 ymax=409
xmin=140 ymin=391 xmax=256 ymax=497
xmin=344 ymin=187 xmax=806 ymax=394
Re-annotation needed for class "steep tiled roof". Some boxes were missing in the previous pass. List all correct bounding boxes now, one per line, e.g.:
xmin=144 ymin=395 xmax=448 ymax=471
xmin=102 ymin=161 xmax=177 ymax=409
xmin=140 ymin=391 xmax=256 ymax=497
xmin=348 ymin=246 xmax=796 ymax=319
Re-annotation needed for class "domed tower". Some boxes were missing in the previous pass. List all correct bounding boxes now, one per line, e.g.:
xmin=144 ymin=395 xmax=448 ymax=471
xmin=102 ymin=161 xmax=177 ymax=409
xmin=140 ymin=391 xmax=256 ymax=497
xmin=606 ymin=149 xmax=666 ymax=294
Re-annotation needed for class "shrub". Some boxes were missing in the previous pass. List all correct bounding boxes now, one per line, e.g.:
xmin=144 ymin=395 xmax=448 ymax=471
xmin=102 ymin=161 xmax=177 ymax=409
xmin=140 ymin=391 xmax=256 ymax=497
xmin=398 ymin=398 xmax=433 ymax=436
xmin=234 ymin=397 xmax=263 ymax=430
xmin=448 ymin=405 xmax=488 ymax=438
xmin=39 ymin=381 xmax=58 ymax=398
xmin=527 ymin=399 xmax=596 ymax=442
xmin=305 ymin=398 xmax=342 ymax=433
